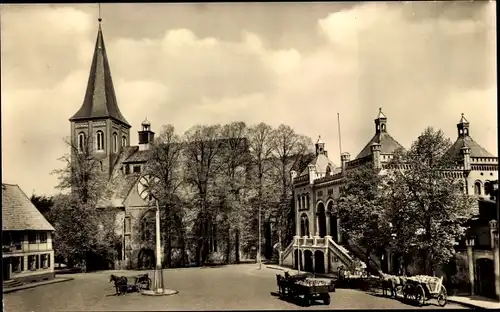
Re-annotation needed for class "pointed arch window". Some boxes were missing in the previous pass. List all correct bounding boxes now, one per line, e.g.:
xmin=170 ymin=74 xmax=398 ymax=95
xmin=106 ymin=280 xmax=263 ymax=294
xmin=113 ymin=132 xmax=118 ymax=153
xmin=122 ymin=136 xmax=127 ymax=148
xmin=78 ymin=132 xmax=86 ymax=153
xmin=96 ymin=131 xmax=105 ymax=151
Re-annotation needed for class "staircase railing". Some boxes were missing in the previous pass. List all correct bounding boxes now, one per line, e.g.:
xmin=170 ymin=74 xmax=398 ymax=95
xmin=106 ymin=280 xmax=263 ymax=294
xmin=327 ymin=237 xmax=353 ymax=270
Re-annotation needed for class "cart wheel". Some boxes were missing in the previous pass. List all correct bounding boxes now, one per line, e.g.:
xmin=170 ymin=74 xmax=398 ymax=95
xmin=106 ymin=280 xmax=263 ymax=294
xmin=303 ymin=297 xmax=311 ymax=307
xmin=324 ymin=297 xmax=331 ymax=305
xmin=437 ymin=285 xmax=447 ymax=307
xmin=416 ymin=284 xmax=426 ymax=307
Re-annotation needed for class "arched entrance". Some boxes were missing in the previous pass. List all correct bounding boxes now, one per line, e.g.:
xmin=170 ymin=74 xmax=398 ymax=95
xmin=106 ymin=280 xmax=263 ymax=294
xmin=300 ymin=214 xmax=309 ymax=237
xmin=476 ymin=258 xmax=495 ymax=298
xmin=304 ymin=250 xmax=314 ymax=272
xmin=138 ymin=248 xmax=155 ymax=269
xmin=316 ymin=203 xmax=327 ymax=238
xmin=314 ymin=250 xmax=325 ymax=274
xmin=327 ymin=201 xmax=339 ymax=242
xmin=293 ymin=249 xmax=304 ymax=270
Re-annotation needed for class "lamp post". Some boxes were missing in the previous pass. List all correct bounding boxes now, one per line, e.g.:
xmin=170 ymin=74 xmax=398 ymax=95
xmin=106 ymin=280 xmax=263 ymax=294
xmin=466 ymin=237 xmax=475 ymax=296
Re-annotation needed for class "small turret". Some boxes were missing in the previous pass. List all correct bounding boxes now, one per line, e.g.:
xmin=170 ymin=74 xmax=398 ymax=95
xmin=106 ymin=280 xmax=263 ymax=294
xmin=138 ymin=118 xmax=155 ymax=151
xmin=461 ymin=144 xmax=471 ymax=171
xmin=457 ymin=113 xmax=470 ymax=138
xmin=290 ymin=170 xmax=297 ymax=184
xmin=341 ymin=152 xmax=350 ymax=175
xmin=315 ymin=136 xmax=326 ymax=156
xmin=371 ymin=143 xmax=382 ymax=169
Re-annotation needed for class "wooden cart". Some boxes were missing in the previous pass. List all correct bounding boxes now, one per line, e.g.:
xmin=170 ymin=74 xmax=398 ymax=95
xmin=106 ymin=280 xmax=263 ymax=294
xmin=276 ymin=274 xmax=332 ymax=306
xmin=402 ymin=275 xmax=447 ymax=307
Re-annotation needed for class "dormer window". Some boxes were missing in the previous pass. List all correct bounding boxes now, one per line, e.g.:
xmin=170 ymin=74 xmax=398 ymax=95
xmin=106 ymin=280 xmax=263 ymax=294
xmin=78 ymin=132 xmax=86 ymax=153
xmin=125 ymin=165 xmax=130 ymax=174
xmin=326 ymin=166 xmax=332 ymax=175
xmin=133 ymin=165 xmax=141 ymax=173
xmin=96 ymin=131 xmax=105 ymax=151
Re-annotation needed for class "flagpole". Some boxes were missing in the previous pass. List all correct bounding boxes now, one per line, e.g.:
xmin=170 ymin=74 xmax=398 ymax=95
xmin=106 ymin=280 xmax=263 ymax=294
xmin=337 ymin=113 xmax=343 ymax=164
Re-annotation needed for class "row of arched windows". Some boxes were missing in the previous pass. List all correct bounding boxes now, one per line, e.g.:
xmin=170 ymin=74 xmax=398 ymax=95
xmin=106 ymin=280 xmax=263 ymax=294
xmin=474 ymin=180 xmax=492 ymax=196
xmin=297 ymin=194 xmax=310 ymax=210
xmin=77 ymin=131 xmax=128 ymax=153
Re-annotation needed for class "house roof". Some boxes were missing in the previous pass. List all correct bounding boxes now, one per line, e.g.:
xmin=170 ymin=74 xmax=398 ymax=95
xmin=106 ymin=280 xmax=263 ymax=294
xmin=97 ymin=147 xmax=142 ymax=208
xmin=446 ymin=136 xmax=495 ymax=158
xmin=356 ymin=132 xmax=404 ymax=159
xmin=124 ymin=148 xmax=153 ymax=163
xmin=2 ymin=184 xmax=55 ymax=231
xmin=69 ymin=24 xmax=130 ymax=127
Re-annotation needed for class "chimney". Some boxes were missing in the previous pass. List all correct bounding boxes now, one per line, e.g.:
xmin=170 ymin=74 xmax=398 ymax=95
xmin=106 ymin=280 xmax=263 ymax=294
xmin=138 ymin=118 xmax=155 ymax=151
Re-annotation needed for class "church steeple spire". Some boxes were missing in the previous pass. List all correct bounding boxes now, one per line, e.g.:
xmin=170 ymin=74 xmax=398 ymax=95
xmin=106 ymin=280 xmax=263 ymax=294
xmin=69 ymin=14 xmax=130 ymax=127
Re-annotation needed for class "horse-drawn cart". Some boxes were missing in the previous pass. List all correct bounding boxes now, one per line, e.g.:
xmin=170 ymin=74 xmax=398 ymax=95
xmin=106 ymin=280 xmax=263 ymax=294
xmin=276 ymin=273 xmax=333 ymax=306
xmin=402 ymin=275 xmax=447 ymax=307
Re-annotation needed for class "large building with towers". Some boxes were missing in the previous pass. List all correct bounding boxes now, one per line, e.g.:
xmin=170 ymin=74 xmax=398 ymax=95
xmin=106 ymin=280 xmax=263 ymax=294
xmin=281 ymin=108 xmax=498 ymax=291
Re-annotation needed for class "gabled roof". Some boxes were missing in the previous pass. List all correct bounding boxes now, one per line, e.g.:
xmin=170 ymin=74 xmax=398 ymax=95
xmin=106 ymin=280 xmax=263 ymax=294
xmin=356 ymin=132 xmax=404 ymax=159
xmin=446 ymin=136 xmax=495 ymax=158
xmin=69 ymin=24 xmax=130 ymax=127
xmin=97 ymin=147 xmax=141 ymax=208
xmin=2 ymin=184 xmax=55 ymax=231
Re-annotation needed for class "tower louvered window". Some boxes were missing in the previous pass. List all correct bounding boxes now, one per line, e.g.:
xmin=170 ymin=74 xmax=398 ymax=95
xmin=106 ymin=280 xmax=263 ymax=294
xmin=122 ymin=136 xmax=127 ymax=147
xmin=78 ymin=132 xmax=86 ymax=152
xmin=96 ymin=131 xmax=105 ymax=151
xmin=113 ymin=132 xmax=118 ymax=153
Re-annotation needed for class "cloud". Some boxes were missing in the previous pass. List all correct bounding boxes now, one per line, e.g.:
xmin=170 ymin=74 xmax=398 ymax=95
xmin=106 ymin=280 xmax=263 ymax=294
xmin=1 ymin=2 xmax=496 ymax=195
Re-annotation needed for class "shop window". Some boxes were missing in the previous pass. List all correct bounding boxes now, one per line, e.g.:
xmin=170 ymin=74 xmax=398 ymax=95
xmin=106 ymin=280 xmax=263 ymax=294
xmin=41 ymin=254 xmax=49 ymax=269
xmin=11 ymin=256 xmax=24 ymax=273
xmin=28 ymin=255 xmax=36 ymax=271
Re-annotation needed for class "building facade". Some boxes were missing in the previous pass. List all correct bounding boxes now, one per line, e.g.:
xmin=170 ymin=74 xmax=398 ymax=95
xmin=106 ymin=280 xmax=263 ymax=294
xmin=2 ymin=184 xmax=56 ymax=286
xmin=281 ymin=109 xmax=498 ymax=282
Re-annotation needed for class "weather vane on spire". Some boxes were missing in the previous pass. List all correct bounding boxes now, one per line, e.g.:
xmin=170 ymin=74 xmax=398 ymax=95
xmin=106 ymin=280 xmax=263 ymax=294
xmin=98 ymin=3 xmax=102 ymax=23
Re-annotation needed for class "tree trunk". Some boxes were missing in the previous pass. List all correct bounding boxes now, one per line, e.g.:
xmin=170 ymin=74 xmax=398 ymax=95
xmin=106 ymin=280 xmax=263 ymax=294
xmin=235 ymin=228 xmax=240 ymax=263
xmin=226 ymin=225 xmax=231 ymax=264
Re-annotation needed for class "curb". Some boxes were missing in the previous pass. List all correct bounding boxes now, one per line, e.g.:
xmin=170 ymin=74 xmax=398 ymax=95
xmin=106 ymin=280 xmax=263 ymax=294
xmin=447 ymin=298 xmax=493 ymax=310
xmin=3 ymin=277 xmax=75 ymax=294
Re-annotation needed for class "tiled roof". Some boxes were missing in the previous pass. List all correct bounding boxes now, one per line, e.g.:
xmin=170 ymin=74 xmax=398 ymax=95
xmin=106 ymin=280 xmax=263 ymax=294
xmin=300 ymin=154 xmax=338 ymax=176
xmin=356 ymin=132 xmax=404 ymax=159
xmin=97 ymin=147 xmax=141 ymax=208
xmin=124 ymin=149 xmax=153 ymax=163
xmin=446 ymin=136 xmax=495 ymax=158
xmin=2 ymin=184 xmax=55 ymax=231
xmin=69 ymin=25 xmax=130 ymax=127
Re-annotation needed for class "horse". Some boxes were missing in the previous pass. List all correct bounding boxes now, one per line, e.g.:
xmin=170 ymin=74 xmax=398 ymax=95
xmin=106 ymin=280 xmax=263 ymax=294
xmin=380 ymin=273 xmax=407 ymax=298
xmin=109 ymin=274 xmax=128 ymax=295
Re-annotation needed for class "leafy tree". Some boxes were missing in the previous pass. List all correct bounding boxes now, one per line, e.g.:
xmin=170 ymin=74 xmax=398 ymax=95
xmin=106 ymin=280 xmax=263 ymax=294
xmin=269 ymin=125 xmax=312 ymax=250
xmin=143 ymin=125 xmax=185 ymax=267
xmin=30 ymin=194 xmax=54 ymax=222
xmin=183 ymin=124 xmax=224 ymax=265
xmin=335 ymin=164 xmax=392 ymax=262
xmin=386 ymin=127 xmax=475 ymax=275
xmin=50 ymin=137 xmax=118 ymax=268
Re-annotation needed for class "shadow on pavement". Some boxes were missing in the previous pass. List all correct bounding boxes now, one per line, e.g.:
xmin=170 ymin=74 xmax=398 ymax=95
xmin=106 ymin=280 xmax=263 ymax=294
xmin=269 ymin=291 xmax=331 ymax=307
xmin=365 ymin=291 xmax=444 ymax=308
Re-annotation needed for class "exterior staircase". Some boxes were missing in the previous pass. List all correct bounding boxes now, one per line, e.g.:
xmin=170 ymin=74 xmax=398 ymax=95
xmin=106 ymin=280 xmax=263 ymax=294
xmin=343 ymin=239 xmax=384 ymax=277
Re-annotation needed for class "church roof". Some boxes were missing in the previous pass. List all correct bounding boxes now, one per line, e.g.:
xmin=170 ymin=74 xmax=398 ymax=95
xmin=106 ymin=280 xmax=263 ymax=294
xmin=97 ymin=146 xmax=141 ymax=208
xmin=356 ymin=132 xmax=404 ymax=159
xmin=446 ymin=136 xmax=495 ymax=158
xmin=2 ymin=184 xmax=55 ymax=231
xmin=69 ymin=24 xmax=130 ymax=127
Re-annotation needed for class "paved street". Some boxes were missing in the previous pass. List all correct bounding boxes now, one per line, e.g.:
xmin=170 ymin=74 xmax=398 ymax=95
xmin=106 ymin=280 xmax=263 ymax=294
xmin=4 ymin=264 xmax=468 ymax=311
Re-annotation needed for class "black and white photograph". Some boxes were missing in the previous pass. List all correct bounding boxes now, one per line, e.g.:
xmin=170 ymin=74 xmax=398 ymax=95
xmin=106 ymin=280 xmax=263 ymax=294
xmin=1 ymin=1 xmax=499 ymax=311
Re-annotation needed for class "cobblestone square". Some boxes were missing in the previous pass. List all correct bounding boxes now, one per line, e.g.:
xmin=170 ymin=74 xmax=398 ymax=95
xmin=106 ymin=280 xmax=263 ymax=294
xmin=4 ymin=264 xmax=468 ymax=311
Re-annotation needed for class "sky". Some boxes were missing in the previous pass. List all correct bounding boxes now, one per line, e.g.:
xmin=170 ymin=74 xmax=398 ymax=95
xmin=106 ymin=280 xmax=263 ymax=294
xmin=1 ymin=2 xmax=497 ymax=196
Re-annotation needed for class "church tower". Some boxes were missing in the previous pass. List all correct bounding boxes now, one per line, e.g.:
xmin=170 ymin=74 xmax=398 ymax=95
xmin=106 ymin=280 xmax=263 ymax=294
xmin=69 ymin=17 xmax=131 ymax=177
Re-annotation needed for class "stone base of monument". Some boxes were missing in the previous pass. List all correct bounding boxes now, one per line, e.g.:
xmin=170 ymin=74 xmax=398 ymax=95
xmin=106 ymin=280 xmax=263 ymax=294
xmin=140 ymin=268 xmax=178 ymax=296
xmin=141 ymin=289 xmax=178 ymax=296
